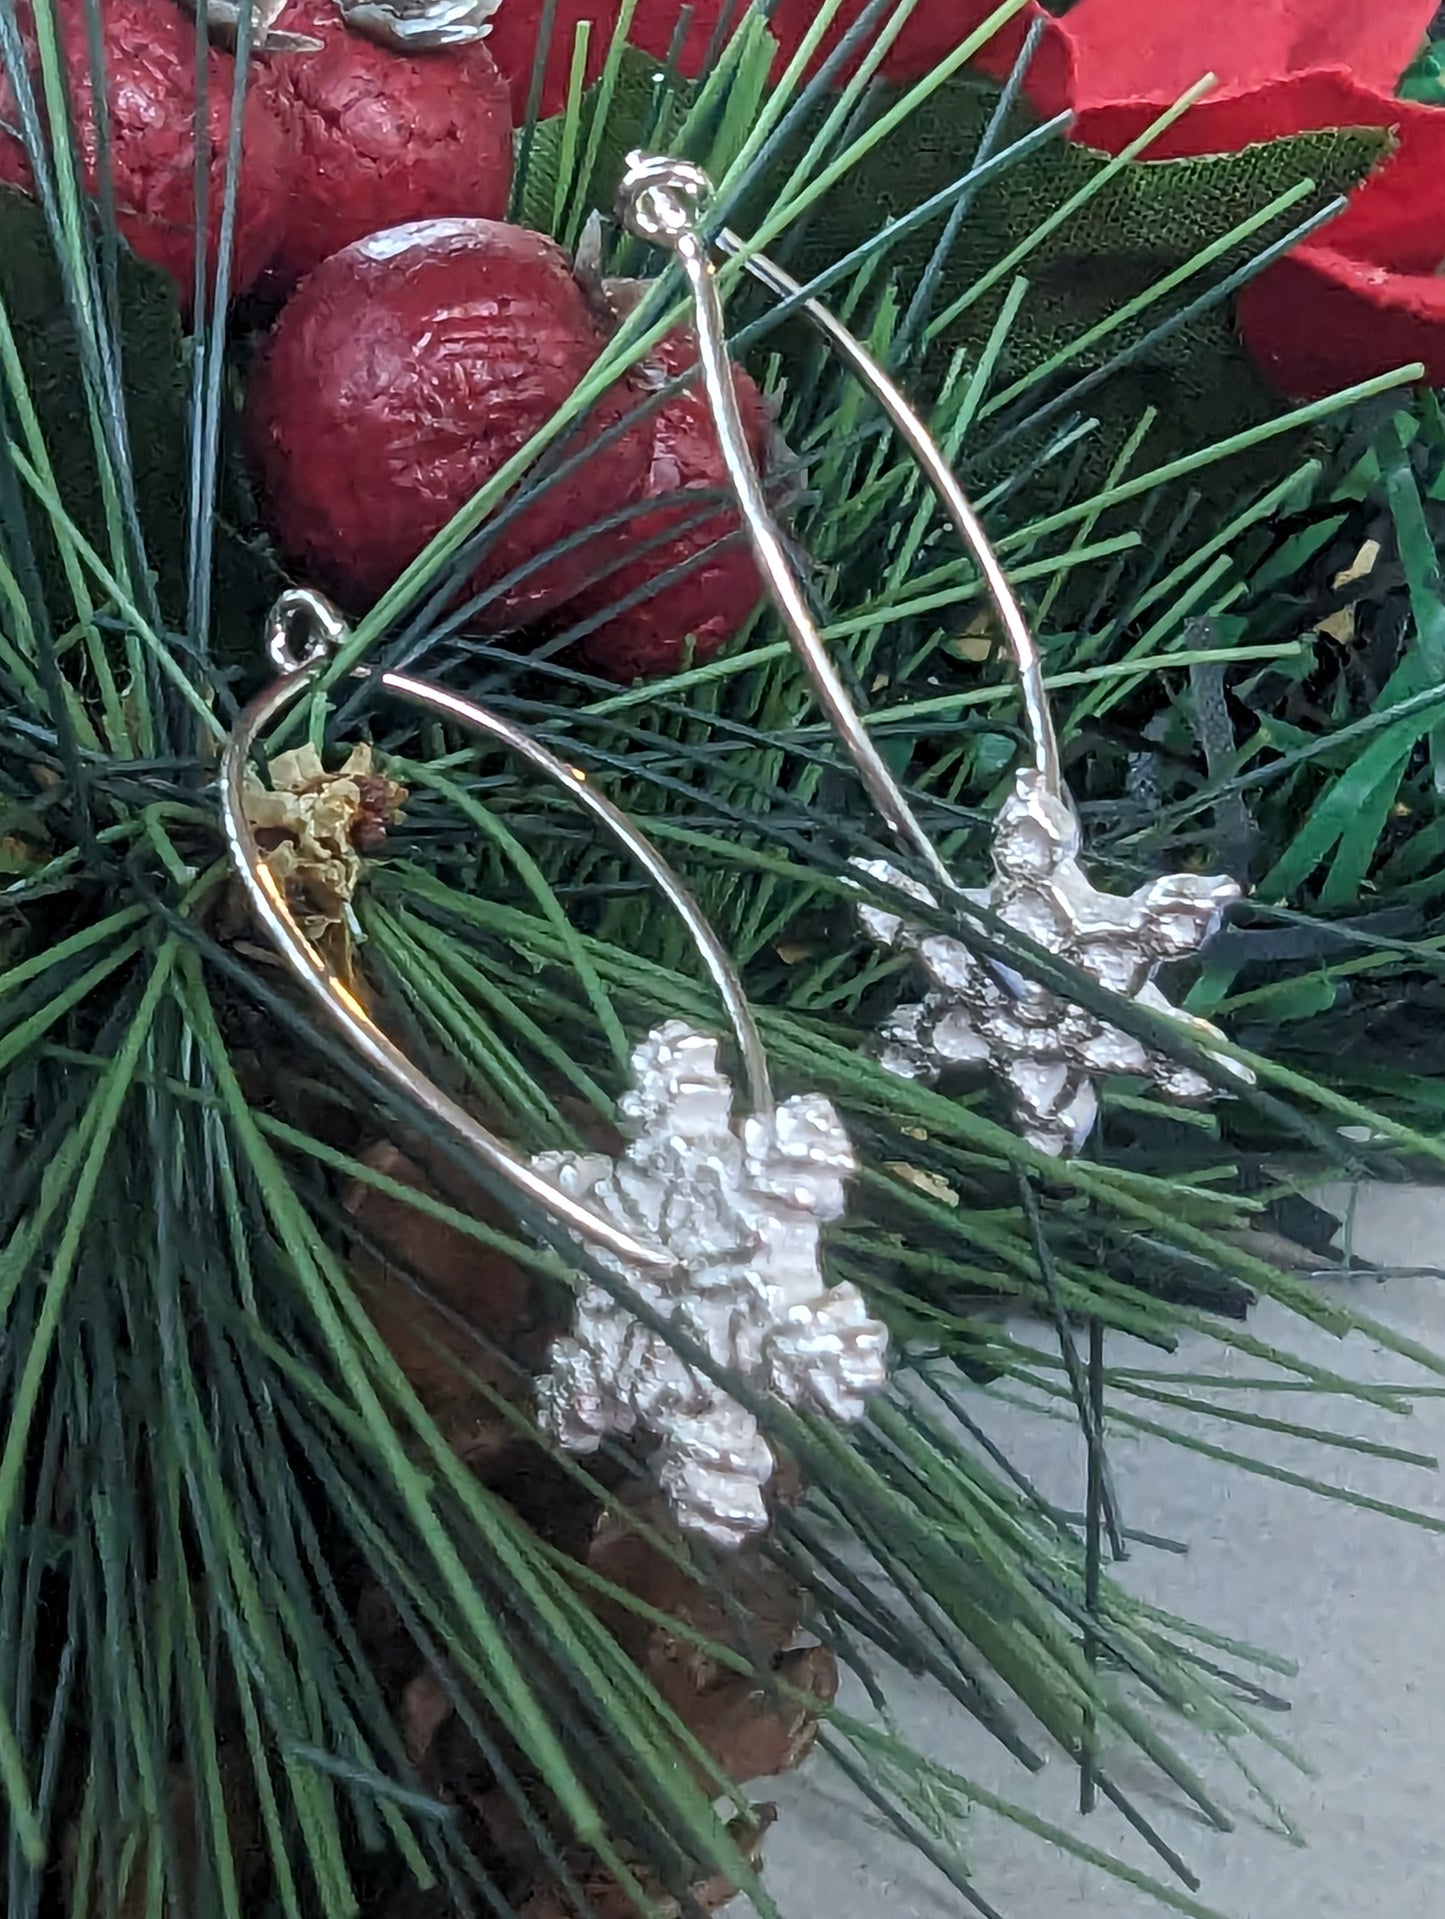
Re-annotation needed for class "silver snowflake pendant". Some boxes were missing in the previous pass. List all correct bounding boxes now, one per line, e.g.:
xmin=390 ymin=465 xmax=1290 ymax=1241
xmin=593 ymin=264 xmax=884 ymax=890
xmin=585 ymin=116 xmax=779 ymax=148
xmin=855 ymin=770 xmax=1254 ymax=1157
xmin=535 ymin=1022 xmax=888 ymax=1547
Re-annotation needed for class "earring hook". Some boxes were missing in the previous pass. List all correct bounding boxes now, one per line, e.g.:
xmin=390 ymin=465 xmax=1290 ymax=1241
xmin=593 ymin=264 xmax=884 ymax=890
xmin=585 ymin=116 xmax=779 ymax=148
xmin=615 ymin=150 xmax=1065 ymax=892
xmin=221 ymin=588 xmax=773 ymax=1273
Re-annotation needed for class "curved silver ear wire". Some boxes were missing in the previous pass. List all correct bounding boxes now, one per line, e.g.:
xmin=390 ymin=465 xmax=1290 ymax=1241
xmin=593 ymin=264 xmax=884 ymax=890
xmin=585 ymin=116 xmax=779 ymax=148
xmin=221 ymin=586 xmax=771 ymax=1273
xmin=618 ymin=151 xmax=1064 ymax=886
xmin=223 ymin=591 xmax=889 ymax=1543
xmin=617 ymin=153 xmax=1253 ymax=1159
xmin=619 ymin=156 xmax=952 ymax=896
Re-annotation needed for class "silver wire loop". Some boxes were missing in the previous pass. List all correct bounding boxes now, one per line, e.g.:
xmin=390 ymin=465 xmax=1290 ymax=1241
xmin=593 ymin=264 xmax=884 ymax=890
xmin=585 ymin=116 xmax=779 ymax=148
xmin=615 ymin=151 xmax=1065 ymax=892
xmin=223 ymin=593 xmax=775 ymax=1275
xmin=265 ymin=587 xmax=349 ymax=676
xmin=617 ymin=152 xmax=713 ymax=242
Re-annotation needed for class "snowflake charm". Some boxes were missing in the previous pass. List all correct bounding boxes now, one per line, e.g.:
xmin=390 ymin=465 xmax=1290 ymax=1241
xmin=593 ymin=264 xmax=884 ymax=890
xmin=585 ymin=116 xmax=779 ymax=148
xmin=854 ymin=770 xmax=1254 ymax=1157
xmin=534 ymin=1022 xmax=889 ymax=1547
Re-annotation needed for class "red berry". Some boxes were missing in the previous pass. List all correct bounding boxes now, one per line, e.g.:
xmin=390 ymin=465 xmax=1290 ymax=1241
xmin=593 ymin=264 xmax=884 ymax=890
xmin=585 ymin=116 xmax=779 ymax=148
xmin=0 ymin=0 xmax=292 ymax=311
xmin=256 ymin=0 xmax=513 ymax=294
xmin=483 ymin=0 xmax=716 ymax=119
xmin=244 ymin=217 xmax=655 ymax=628
xmin=574 ymin=326 xmax=767 ymax=682
xmin=483 ymin=1 xmax=1015 ymax=118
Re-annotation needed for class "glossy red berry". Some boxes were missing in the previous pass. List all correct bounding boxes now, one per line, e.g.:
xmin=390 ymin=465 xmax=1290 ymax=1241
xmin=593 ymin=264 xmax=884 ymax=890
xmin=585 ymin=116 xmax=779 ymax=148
xmin=244 ymin=217 xmax=655 ymax=628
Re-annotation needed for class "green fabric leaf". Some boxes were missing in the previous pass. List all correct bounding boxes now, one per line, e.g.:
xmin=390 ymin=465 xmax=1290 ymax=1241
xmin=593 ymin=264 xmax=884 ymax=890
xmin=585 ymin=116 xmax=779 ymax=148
xmin=1399 ymin=36 xmax=1445 ymax=104
xmin=515 ymin=47 xmax=677 ymax=237
xmin=744 ymin=77 xmax=1388 ymax=495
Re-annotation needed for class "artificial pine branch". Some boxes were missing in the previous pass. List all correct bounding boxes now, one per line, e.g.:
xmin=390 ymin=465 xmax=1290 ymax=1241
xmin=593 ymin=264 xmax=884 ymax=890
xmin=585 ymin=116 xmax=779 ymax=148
xmin=0 ymin=3 xmax=1441 ymax=1916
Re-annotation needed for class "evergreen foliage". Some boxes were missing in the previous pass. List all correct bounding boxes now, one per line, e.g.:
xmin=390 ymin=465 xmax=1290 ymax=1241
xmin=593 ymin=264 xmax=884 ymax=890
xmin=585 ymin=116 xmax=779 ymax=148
xmin=0 ymin=2 xmax=1441 ymax=1913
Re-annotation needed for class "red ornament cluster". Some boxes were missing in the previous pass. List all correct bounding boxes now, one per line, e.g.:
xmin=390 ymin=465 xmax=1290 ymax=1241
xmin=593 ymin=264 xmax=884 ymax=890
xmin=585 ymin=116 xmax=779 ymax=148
xmin=256 ymin=0 xmax=514 ymax=293
xmin=0 ymin=0 xmax=769 ymax=679
xmin=244 ymin=218 xmax=765 ymax=670
xmin=0 ymin=0 xmax=515 ymax=307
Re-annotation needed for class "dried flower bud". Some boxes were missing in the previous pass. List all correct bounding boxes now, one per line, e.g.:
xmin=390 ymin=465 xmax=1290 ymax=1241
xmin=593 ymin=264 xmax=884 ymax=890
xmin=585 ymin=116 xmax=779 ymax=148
xmin=241 ymin=742 xmax=405 ymax=941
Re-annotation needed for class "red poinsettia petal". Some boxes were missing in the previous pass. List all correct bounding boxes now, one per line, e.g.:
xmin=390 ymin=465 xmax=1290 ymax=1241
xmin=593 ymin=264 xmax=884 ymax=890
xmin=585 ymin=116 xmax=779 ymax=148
xmin=1236 ymin=88 xmax=1445 ymax=398
xmin=486 ymin=1 xmax=716 ymax=118
xmin=759 ymin=0 xmax=1058 ymax=89
xmin=1059 ymin=0 xmax=1438 ymax=105
xmin=1321 ymin=93 xmax=1445 ymax=274
xmin=1066 ymin=67 xmax=1412 ymax=160
xmin=486 ymin=0 xmax=1067 ymax=118
xmin=651 ymin=0 xmax=1064 ymax=95
xmin=1237 ymin=244 xmax=1445 ymax=399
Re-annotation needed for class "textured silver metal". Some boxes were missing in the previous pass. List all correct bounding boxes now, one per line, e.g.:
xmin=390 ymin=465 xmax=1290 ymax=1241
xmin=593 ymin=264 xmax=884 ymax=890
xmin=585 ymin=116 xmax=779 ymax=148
xmin=340 ymin=0 xmax=498 ymax=49
xmin=535 ymin=1021 xmax=888 ymax=1547
xmin=853 ymin=771 xmax=1255 ymax=1156
xmin=222 ymin=590 xmax=777 ymax=1273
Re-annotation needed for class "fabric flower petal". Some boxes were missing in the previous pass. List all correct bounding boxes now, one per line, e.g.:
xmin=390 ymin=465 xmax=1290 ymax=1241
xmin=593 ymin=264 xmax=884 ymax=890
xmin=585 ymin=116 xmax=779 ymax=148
xmin=1236 ymin=87 xmax=1445 ymax=397
xmin=1054 ymin=65 xmax=1430 ymax=161
xmin=788 ymin=0 xmax=1060 ymax=88
xmin=1057 ymin=0 xmax=1438 ymax=103
xmin=486 ymin=0 xmax=1066 ymax=116
xmin=485 ymin=0 xmax=715 ymax=116
xmin=1322 ymin=91 xmax=1445 ymax=271
xmin=857 ymin=0 xmax=1439 ymax=127
xmin=1237 ymin=244 xmax=1445 ymax=398
xmin=708 ymin=0 xmax=1066 ymax=94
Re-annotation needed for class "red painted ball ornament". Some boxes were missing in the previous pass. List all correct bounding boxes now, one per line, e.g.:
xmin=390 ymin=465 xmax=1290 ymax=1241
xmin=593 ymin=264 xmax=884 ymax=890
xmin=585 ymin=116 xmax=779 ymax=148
xmin=254 ymin=0 xmax=513 ymax=294
xmin=0 ymin=0 xmax=292 ymax=311
xmin=244 ymin=217 xmax=655 ymax=629
xmin=574 ymin=320 xmax=769 ymax=682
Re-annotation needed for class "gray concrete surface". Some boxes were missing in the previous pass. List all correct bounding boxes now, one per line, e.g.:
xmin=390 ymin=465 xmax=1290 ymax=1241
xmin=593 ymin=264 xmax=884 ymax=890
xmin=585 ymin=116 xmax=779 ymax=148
xmin=737 ymin=1184 xmax=1445 ymax=1918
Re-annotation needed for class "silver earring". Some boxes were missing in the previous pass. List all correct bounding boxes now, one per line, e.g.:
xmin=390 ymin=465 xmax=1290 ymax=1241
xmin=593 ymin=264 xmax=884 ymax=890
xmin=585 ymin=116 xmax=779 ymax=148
xmin=617 ymin=153 xmax=1253 ymax=1160
xmin=221 ymin=589 xmax=888 ymax=1545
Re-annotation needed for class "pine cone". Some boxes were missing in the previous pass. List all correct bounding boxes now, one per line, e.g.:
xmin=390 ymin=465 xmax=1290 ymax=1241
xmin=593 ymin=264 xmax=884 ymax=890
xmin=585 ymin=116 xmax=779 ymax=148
xmin=345 ymin=1136 xmax=540 ymax=1462
xmin=68 ymin=1760 xmax=261 ymax=1917
xmin=516 ymin=1808 xmax=776 ymax=1918
xmin=587 ymin=1492 xmax=837 ymax=1784
xmin=347 ymin=1125 xmax=828 ymax=1916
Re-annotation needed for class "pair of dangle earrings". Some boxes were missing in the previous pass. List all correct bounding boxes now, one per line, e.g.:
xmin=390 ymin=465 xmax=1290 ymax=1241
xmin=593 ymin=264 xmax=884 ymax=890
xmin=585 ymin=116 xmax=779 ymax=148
xmin=222 ymin=153 xmax=1249 ymax=1543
